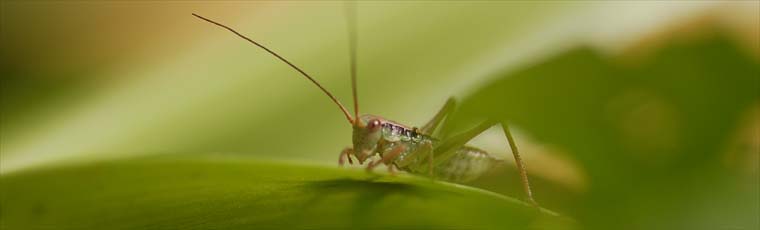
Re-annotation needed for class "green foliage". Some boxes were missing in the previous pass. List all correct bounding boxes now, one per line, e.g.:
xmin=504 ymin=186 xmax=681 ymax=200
xmin=0 ymin=155 xmax=570 ymax=229
xmin=1 ymin=4 xmax=757 ymax=229
xmin=447 ymin=34 xmax=759 ymax=229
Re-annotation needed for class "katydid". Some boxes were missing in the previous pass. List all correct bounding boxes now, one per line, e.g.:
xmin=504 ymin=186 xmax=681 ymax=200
xmin=192 ymin=12 xmax=538 ymax=206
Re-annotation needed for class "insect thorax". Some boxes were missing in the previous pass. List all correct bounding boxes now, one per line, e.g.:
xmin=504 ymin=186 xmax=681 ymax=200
xmin=380 ymin=122 xmax=427 ymax=143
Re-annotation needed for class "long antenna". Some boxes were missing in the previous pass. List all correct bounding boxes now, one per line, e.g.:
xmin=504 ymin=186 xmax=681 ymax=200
xmin=345 ymin=1 xmax=359 ymax=125
xmin=192 ymin=13 xmax=354 ymax=124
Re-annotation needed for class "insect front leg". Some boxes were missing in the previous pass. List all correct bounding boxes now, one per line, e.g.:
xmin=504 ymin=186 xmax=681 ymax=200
xmin=338 ymin=148 xmax=354 ymax=166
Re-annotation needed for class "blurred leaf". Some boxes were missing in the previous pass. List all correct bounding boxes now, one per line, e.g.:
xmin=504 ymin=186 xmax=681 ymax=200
xmin=447 ymin=33 xmax=759 ymax=229
xmin=0 ymin=2 xmax=577 ymax=172
xmin=0 ymin=155 xmax=571 ymax=229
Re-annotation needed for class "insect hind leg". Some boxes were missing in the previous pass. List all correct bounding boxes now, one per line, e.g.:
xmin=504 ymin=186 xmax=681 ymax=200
xmin=396 ymin=141 xmax=435 ymax=178
xmin=501 ymin=123 xmax=538 ymax=207
xmin=420 ymin=97 xmax=456 ymax=135
xmin=434 ymin=120 xmax=539 ymax=208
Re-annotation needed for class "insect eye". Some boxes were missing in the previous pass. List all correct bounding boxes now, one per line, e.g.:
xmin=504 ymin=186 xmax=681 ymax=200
xmin=367 ymin=119 xmax=381 ymax=129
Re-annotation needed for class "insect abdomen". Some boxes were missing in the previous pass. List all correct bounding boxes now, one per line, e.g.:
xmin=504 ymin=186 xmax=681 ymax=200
xmin=433 ymin=146 xmax=498 ymax=183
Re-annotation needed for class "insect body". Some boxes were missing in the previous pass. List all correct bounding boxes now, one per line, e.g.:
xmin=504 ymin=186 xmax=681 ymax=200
xmin=348 ymin=114 xmax=499 ymax=183
xmin=193 ymin=11 xmax=537 ymax=206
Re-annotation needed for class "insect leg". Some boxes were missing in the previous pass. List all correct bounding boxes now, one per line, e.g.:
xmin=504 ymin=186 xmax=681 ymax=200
xmin=419 ymin=97 xmax=456 ymax=135
xmin=419 ymin=142 xmax=435 ymax=178
xmin=396 ymin=142 xmax=435 ymax=177
xmin=501 ymin=123 xmax=538 ymax=207
xmin=433 ymin=120 xmax=496 ymax=164
xmin=434 ymin=120 xmax=540 ymax=207
xmin=428 ymin=143 xmax=434 ymax=177
xmin=338 ymin=148 xmax=353 ymax=166
xmin=366 ymin=145 xmax=406 ymax=173
xmin=387 ymin=163 xmax=398 ymax=175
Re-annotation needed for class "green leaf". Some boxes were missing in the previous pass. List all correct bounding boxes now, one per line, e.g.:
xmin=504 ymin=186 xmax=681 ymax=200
xmin=447 ymin=32 xmax=759 ymax=229
xmin=0 ymin=155 xmax=571 ymax=229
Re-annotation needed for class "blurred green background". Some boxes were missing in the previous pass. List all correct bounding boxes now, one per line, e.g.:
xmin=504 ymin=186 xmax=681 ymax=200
xmin=1 ymin=1 xmax=758 ymax=229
